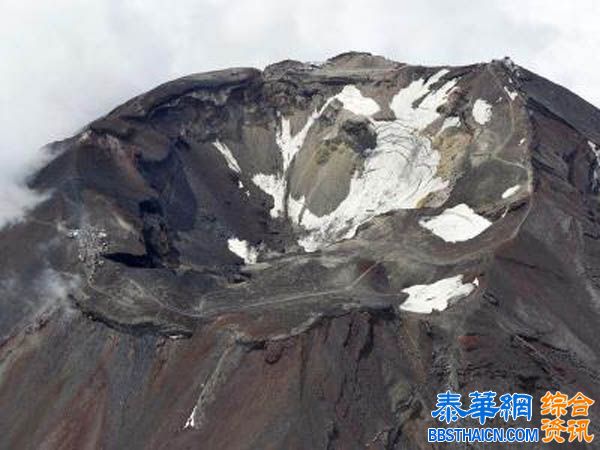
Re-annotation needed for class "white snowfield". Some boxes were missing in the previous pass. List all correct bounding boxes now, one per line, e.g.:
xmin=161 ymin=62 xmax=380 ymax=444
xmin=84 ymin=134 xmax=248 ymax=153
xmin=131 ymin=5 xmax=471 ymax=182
xmin=334 ymin=85 xmax=380 ymax=116
xmin=183 ymin=405 xmax=197 ymax=429
xmin=501 ymin=184 xmax=521 ymax=199
xmin=252 ymin=173 xmax=286 ymax=218
xmin=503 ymin=86 xmax=518 ymax=100
xmin=419 ymin=203 xmax=492 ymax=243
xmin=472 ymin=99 xmax=492 ymax=125
xmin=253 ymin=99 xmax=335 ymax=219
xmin=213 ymin=140 xmax=241 ymax=173
xmin=254 ymin=69 xmax=459 ymax=252
xmin=589 ymin=141 xmax=600 ymax=186
xmin=290 ymin=119 xmax=447 ymax=252
xmin=589 ymin=141 xmax=600 ymax=163
xmin=400 ymin=275 xmax=479 ymax=314
xmin=227 ymin=238 xmax=258 ymax=264
xmin=389 ymin=68 xmax=453 ymax=129
xmin=440 ymin=116 xmax=460 ymax=132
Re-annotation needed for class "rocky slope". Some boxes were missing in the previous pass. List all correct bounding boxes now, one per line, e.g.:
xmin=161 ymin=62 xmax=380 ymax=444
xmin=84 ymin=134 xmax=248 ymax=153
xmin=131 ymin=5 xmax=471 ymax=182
xmin=1 ymin=52 xmax=600 ymax=449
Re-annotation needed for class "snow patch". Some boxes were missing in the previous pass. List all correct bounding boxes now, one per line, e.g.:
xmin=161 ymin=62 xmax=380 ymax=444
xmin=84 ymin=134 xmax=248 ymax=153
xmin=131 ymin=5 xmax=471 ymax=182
xmin=254 ymin=70 xmax=457 ymax=251
xmin=168 ymin=334 xmax=187 ymax=340
xmin=253 ymin=100 xmax=336 ymax=218
xmin=291 ymin=70 xmax=456 ymax=251
xmin=440 ymin=116 xmax=460 ymax=132
xmin=227 ymin=238 xmax=258 ymax=264
xmin=589 ymin=140 xmax=599 ymax=158
xmin=501 ymin=184 xmax=521 ymax=199
xmin=503 ymin=86 xmax=518 ymax=100
xmin=400 ymin=274 xmax=478 ymax=313
xmin=213 ymin=140 xmax=241 ymax=173
xmin=252 ymin=173 xmax=286 ymax=218
xmin=419 ymin=203 xmax=492 ymax=243
xmin=472 ymin=99 xmax=492 ymax=125
xmin=293 ymin=120 xmax=447 ymax=251
xmin=184 ymin=405 xmax=197 ymax=429
xmin=589 ymin=141 xmax=600 ymax=187
xmin=334 ymin=85 xmax=380 ymax=116
xmin=390 ymin=69 xmax=457 ymax=129
xmin=278 ymin=114 xmax=315 ymax=173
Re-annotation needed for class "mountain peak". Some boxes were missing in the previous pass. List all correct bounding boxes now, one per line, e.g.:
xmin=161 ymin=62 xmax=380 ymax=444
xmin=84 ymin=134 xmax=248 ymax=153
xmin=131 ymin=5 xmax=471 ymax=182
xmin=2 ymin=54 xmax=600 ymax=449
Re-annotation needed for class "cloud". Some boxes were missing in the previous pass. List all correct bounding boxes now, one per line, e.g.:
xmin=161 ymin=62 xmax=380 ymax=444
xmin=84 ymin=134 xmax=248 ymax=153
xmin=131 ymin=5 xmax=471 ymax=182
xmin=1 ymin=0 xmax=599 ymax=226
xmin=32 ymin=268 xmax=81 ymax=317
xmin=0 ymin=267 xmax=80 ymax=336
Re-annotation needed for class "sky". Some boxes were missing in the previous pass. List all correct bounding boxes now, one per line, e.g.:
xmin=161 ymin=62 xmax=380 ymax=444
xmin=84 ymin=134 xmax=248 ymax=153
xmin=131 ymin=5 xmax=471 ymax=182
xmin=1 ymin=0 xmax=599 ymax=226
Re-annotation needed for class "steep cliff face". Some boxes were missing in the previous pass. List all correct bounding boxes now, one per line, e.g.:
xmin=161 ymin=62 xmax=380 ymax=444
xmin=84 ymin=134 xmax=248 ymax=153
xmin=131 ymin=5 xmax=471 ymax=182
xmin=1 ymin=52 xmax=599 ymax=449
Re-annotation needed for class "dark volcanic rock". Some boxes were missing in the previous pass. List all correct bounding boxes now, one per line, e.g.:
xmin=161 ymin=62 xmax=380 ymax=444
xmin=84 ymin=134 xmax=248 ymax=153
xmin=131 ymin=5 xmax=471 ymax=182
xmin=1 ymin=52 xmax=600 ymax=449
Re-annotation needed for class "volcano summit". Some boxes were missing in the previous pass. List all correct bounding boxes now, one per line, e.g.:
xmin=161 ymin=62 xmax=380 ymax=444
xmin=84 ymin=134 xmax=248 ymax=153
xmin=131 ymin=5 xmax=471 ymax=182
xmin=1 ymin=52 xmax=599 ymax=449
